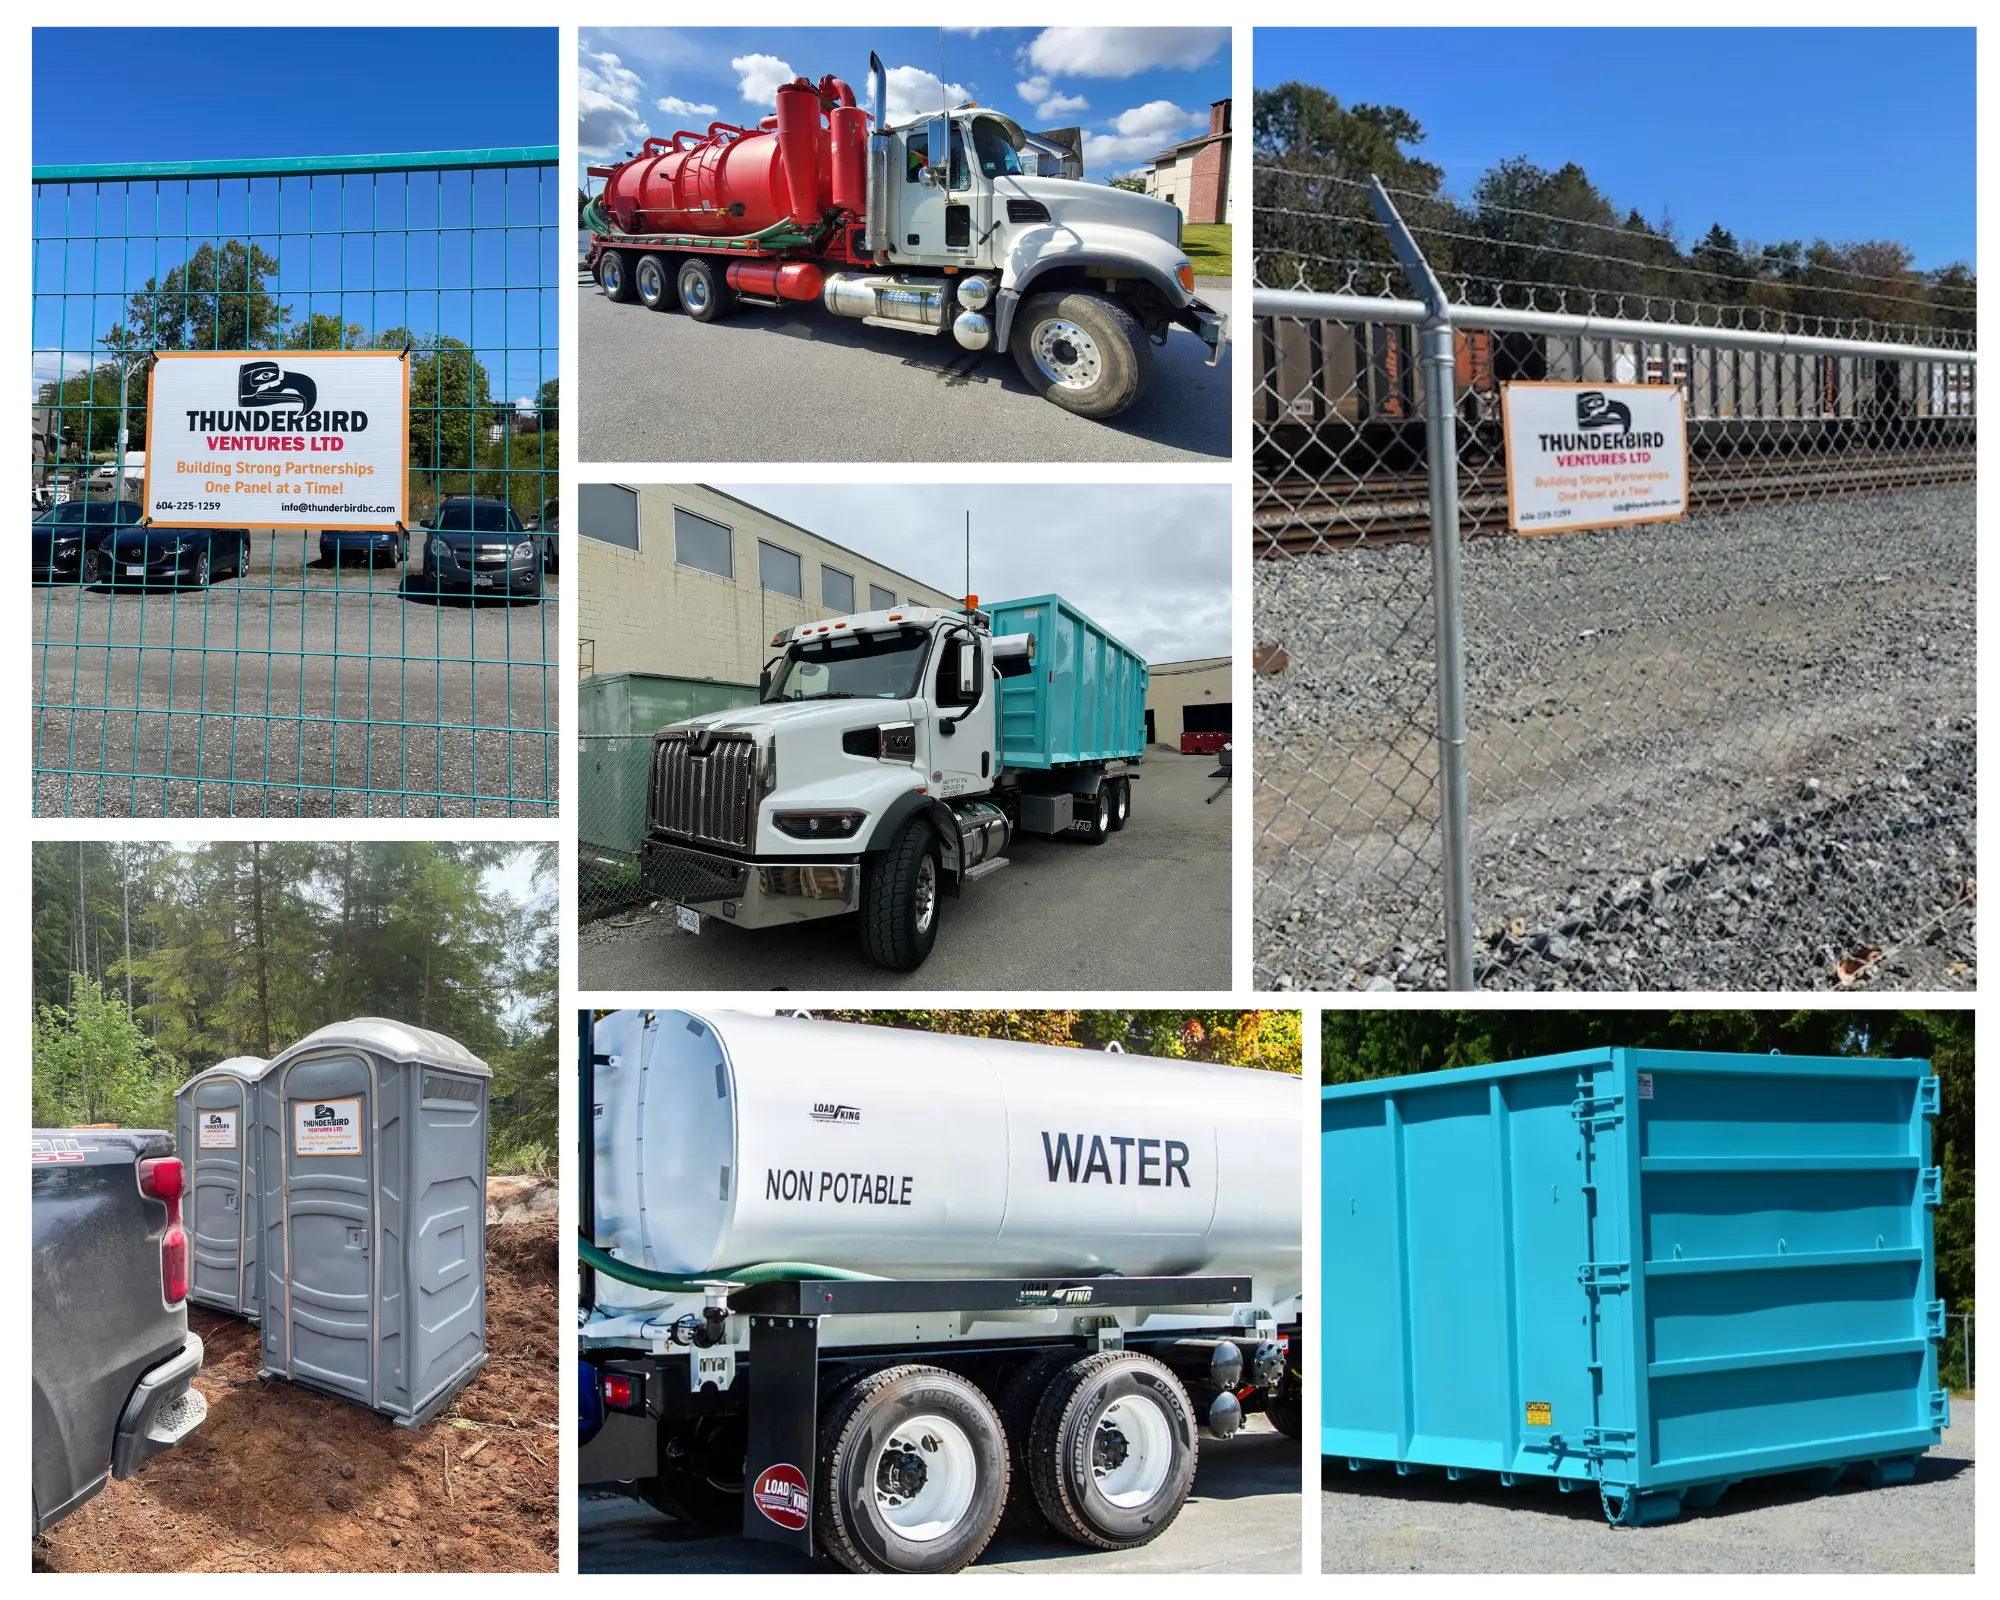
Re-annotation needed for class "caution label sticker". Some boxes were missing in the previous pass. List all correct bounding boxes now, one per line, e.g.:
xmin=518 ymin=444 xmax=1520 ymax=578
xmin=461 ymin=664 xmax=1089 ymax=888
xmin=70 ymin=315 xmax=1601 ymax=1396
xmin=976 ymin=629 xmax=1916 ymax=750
xmin=1526 ymin=1401 xmax=1553 ymax=1427
xmin=752 ymin=1463 xmax=811 ymax=1531
xmin=199 ymin=1109 xmax=238 ymax=1149
xmin=1637 ymin=1073 xmax=1654 ymax=1100
xmin=293 ymin=1097 xmax=363 ymax=1156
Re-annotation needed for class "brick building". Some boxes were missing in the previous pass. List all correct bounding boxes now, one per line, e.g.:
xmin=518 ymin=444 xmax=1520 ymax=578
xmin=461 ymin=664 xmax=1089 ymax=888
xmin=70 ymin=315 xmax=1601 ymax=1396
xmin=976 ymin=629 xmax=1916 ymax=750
xmin=1144 ymin=100 xmax=1232 ymax=227
xmin=577 ymin=483 xmax=957 ymax=686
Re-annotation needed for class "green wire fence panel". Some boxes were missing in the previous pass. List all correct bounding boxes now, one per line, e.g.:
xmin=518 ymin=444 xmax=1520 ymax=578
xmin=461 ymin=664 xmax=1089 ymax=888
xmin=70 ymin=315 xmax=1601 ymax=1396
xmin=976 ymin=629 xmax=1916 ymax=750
xmin=32 ymin=148 xmax=559 ymax=817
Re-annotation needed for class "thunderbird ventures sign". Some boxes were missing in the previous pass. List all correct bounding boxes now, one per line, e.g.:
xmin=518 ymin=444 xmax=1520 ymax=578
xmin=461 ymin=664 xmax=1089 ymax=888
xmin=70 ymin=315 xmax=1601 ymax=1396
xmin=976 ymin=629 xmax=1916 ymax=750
xmin=1501 ymin=382 xmax=1689 ymax=535
xmin=145 ymin=350 xmax=409 ymax=531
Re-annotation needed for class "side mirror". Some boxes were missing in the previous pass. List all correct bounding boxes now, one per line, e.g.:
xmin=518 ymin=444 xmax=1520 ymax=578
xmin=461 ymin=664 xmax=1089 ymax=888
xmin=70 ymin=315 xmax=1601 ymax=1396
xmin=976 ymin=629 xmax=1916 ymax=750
xmin=926 ymin=116 xmax=952 ymax=185
xmin=758 ymin=667 xmax=773 ymax=698
xmin=957 ymin=640 xmax=977 ymax=696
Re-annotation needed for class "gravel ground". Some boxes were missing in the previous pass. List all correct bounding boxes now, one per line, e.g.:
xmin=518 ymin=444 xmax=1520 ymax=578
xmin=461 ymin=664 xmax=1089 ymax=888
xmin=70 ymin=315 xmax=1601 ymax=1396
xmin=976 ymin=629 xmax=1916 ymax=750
xmin=1255 ymin=488 xmax=1976 ymax=989
xmin=1323 ymin=1398 xmax=1974 ymax=1573
xmin=578 ymin=277 xmax=1230 ymax=464
xmin=31 ymin=531 xmax=558 ymax=817
xmin=582 ymin=1415 xmax=1299 ymax=1574
xmin=579 ymin=748 xmax=1232 ymax=992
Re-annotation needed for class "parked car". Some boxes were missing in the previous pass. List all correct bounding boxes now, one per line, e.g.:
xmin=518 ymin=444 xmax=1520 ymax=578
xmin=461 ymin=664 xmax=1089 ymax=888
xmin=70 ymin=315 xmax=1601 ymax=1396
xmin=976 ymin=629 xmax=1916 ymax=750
xmin=537 ymin=497 xmax=559 ymax=574
xmin=33 ymin=499 xmax=143 ymax=582
xmin=320 ymin=526 xmax=408 ymax=567
xmin=84 ymin=522 xmax=251 ymax=589
xmin=419 ymin=497 xmax=543 ymax=598
xmin=32 ymin=1129 xmax=208 ymax=1533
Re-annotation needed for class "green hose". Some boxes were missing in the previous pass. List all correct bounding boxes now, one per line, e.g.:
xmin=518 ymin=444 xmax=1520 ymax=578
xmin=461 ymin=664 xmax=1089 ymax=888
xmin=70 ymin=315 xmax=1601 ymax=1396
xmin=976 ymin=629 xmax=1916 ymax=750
xmin=581 ymin=191 xmax=831 ymax=254
xmin=580 ymin=1234 xmax=883 ymax=1294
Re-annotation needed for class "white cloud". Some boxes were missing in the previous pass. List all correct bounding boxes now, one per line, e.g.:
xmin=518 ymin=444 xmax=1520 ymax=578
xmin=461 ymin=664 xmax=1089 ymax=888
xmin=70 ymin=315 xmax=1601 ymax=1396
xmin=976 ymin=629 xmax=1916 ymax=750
xmin=732 ymin=53 xmax=797 ymax=108
xmin=1111 ymin=101 xmax=1203 ymax=141
xmin=1016 ymin=76 xmax=1090 ymax=122
xmin=883 ymin=65 xmax=970 ymax=127
xmin=1026 ymin=27 xmax=1228 ymax=79
xmin=578 ymin=48 xmax=650 ymax=158
xmin=656 ymin=95 xmax=720 ymax=120
xmin=1082 ymin=105 xmax=1205 ymax=174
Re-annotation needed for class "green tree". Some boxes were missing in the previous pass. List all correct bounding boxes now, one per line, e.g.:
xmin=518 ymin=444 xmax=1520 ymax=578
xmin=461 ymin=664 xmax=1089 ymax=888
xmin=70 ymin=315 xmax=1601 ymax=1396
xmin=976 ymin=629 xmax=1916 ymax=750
xmin=1108 ymin=174 xmax=1148 ymax=194
xmin=33 ymin=977 xmax=182 ymax=1130
xmin=107 ymin=239 xmax=289 ymax=355
xmin=284 ymin=310 xmax=370 ymax=351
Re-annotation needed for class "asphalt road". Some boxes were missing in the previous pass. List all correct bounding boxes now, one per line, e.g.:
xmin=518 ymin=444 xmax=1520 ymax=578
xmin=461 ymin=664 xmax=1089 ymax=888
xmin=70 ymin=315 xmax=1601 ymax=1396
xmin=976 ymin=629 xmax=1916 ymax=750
xmin=581 ymin=1415 xmax=1299 ymax=1574
xmin=578 ymin=275 xmax=1230 ymax=464
xmin=579 ymin=747 xmax=1232 ymax=991
xmin=32 ymin=530 xmax=558 ymax=817
xmin=1323 ymin=1399 xmax=1974 ymax=1574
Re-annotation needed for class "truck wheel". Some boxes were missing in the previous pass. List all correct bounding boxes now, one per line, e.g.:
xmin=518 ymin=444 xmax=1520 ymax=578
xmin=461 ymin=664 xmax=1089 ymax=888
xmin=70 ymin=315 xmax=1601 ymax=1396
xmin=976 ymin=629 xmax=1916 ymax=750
xmin=1010 ymin=291 xmax=1152 ymax=420
xmin=1028 ymin=1350 xmax=1197 ymax=1551
xmin=634 ymin=253 xmax=676 ymax=312
xmin=1108 ymin=778 xmax=1130 ymax=832
xmin=996 ymin=1346 xmax=1082 ymax=1532
xmin=1072 ymin=791 xmax=1111 ymax=846
xmin=1268 ymin=1369 xmax=1303 ymax=1441
xmin=598 ymin=251 xmax=634 ymax=304
xmin=677 ymin=257 xmax=734 ymax=324
xmin=816 ymin=1364 xmax=1009 ymax=1574
xmin=860 ymin=820 xmax=940 ymax=970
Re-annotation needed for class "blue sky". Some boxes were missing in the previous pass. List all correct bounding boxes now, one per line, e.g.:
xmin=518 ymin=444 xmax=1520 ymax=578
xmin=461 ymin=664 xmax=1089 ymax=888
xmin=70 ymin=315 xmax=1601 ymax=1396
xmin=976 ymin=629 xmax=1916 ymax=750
xmin=1257 ymin=28 xmax=1975 ymax=270
xmin=31 ymin=29 xmax=558 ymax=408
xmin=580 ymin=27 xmax=1230 ymax=186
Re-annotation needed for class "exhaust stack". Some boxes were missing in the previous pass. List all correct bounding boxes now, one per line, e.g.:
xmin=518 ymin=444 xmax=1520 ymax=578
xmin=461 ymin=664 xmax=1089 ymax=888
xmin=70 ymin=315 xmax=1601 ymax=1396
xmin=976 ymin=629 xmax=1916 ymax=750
xmin=864 ymin=52 xmax=890 ymax=258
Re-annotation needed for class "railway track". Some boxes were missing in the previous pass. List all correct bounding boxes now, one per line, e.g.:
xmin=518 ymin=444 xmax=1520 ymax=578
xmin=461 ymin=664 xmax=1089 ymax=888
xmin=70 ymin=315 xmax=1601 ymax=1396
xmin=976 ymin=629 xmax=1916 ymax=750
xmin=1254 ymin=445 xmax=1978 ymax=554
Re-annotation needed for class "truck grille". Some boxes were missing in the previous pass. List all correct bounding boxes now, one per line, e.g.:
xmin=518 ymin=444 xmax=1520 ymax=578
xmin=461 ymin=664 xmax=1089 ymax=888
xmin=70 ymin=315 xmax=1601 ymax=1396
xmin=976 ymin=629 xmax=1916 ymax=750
xmin=651 ymin=732 xmax=757 ymax=850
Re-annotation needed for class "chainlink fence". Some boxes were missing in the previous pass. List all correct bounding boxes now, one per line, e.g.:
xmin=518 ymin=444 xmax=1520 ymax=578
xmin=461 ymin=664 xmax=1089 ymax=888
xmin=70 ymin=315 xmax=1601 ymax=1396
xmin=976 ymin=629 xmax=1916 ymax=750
xmin=32 ymin=147 xmax=559 ymax=817
xmin=1254 ymin=171 xmax=1976 ymax=991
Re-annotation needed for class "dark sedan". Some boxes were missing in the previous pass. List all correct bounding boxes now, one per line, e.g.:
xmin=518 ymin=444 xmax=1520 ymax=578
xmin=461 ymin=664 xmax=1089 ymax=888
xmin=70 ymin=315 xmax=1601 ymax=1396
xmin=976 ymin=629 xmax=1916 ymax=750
xmin=85 ymin=522 xmax=251 ymax=588
xmin=33 ymin=499 xmax=142 ymax=581
xmin=320 ymin=526 xmax=408 ymax=567
xmin=419 ymin=497 xmax=543 ymax=598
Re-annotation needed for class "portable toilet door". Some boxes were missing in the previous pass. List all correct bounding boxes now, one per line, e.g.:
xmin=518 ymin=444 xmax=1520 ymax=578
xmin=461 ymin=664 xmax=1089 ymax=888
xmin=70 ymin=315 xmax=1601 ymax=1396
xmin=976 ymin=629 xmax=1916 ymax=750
xmin=256 ymin=1018 xmax=490 ymax=1427
xmin=174 ymin=1056 xmax=270 ymax=1319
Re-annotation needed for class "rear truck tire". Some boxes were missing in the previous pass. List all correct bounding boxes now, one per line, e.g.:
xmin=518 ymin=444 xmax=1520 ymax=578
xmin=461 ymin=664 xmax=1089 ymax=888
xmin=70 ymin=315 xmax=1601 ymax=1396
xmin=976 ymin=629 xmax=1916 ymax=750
xmin=1074 ymin=790 xmax=1112 ymax=845
xmin=634 ymin=253 xmax=675 ymax=312
xmin=859 ymin=819 xmax=940 ymax=970
xmin=677 ymin=257 xmax=734 ymax=324
xmin=598 ymin=250 xmax=634 ymax=304
xmin=1028 ymin=1350 xmax=1197 ymax=1552
xmin=1010 ymin=291 xmax=1152 ymax=420
xmin=815 ymin=1364 xmax=1009 ymax=1574
xmin=1108 ymin=777 xmax=1131 ymax=831
xmin=638 ymin=1417 xmax=746 ymax=1531
xmin=995 ymin=1346 xmax=1082 ymax=1532
xmin=1268 ymin=1369 xmax=1302 ymax=1440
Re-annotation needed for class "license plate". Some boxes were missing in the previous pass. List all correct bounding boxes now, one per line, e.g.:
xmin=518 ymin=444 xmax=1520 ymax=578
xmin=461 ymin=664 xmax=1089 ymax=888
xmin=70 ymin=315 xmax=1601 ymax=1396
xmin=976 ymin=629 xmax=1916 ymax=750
xmin=474 ymin=574 xmax=495 ymax=588
xmin=125 ymin=565 xmax=146 ymax=576
xmin=676 ymin=905 xmax=702 ymax=935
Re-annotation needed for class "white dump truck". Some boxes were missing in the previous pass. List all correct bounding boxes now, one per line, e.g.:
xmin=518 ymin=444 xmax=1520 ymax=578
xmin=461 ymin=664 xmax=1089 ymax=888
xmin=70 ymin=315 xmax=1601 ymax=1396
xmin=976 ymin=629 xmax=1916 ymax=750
xmin=640 ymin=594 xmax=1147 ymax=971
xmin=577 ymin=1010 xmax=1304 ymax=1574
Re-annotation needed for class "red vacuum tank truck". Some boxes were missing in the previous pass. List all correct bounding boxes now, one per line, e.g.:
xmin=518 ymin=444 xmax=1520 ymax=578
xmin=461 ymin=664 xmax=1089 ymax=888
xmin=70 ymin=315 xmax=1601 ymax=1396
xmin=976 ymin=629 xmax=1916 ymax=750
xmin=583 ymin=54 xmax=1225 ymax=421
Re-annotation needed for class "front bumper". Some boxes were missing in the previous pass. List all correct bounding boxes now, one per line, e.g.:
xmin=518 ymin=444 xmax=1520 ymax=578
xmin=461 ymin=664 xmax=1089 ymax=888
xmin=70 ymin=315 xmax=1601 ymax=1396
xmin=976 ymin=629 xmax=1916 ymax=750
xmin=428 ymin=556 xmax=541 ymax=592
xmin=34 ymin=543 xmax=82 ymax=580
xmin=110 ymin=1333 xmax=207 ymax=1480
xmin=322 ymin=532 xmax=401 ymax=560
xmin=642 ymin=835 xmax=859 ymax=928
xmin=1177 ymin=296 xmax=1227 ymax=366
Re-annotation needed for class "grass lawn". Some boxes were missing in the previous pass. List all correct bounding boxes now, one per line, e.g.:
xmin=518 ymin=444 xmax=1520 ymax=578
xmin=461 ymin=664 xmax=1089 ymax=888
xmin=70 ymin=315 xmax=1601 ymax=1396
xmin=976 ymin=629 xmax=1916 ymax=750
xmin=1181 ymin=224 xmax=1233 ymax=277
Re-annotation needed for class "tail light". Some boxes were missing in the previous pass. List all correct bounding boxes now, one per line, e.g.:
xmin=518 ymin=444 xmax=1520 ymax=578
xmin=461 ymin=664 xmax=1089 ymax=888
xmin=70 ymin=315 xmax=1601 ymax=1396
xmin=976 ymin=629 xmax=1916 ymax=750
xmin=602 ymin=1372 xmax=637 ymax=1410
xmin=139 ymin=1157 xmax=190 ymax=1305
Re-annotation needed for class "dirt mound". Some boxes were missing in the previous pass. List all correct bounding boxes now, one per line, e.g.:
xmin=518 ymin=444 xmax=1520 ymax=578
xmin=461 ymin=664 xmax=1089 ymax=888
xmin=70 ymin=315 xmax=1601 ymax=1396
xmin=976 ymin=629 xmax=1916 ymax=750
xmin=35 ymin=1211 xmax=558 ymax=1572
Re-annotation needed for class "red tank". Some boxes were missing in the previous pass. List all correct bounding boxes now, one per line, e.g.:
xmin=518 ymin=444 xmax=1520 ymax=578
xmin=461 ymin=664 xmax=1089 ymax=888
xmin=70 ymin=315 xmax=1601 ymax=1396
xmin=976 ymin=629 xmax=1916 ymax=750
xmin=597 ymin=74 xmax=867 ymax=239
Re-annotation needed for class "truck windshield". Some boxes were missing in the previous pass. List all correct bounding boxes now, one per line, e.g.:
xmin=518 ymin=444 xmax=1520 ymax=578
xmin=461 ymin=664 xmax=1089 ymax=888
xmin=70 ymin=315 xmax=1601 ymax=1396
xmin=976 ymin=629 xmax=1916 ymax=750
xmin=971 ymin=121 xmax=1024 ymax=179
xmin=766 ymin=627 xmax=929 ymax=702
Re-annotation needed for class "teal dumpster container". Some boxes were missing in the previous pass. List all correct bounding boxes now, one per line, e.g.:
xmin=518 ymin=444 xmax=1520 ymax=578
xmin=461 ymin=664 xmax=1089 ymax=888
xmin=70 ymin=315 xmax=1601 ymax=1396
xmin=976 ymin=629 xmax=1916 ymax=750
xmin=987 ymin=594 xmax=1147 ymax=768
xmin=1322 ymin=1048 xmax=1948 ymax=1525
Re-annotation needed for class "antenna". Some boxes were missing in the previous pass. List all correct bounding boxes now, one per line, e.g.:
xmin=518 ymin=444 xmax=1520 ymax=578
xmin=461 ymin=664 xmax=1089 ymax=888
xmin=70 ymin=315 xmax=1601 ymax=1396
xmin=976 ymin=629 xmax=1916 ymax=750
xmin=939 ymin=27 xmax=948 ymax=124
xmin=964 ymin=509 xmax=970 ymax=601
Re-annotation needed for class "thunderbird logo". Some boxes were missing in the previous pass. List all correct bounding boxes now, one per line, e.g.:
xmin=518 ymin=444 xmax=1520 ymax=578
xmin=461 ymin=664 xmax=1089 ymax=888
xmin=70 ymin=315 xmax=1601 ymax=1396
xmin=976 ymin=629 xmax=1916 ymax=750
xmin=238 ymin=359 xmax=318 ymax=414
xmin=1575 ymin=390 xmax=1632 ymax=431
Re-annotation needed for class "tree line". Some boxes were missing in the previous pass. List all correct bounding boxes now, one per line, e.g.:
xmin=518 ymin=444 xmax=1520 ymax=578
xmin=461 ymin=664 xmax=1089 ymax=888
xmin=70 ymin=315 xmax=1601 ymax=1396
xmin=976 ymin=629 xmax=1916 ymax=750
xmin=823 ymin=1010 xmax=1302 ymax=1073
xmin=31 ymin=841 xmax=557 ymax=1172
xmin=1253 ymin=84 xmax=1975 ymax=335
xmin=36 ymin=239 xmax=559 ymax=518
xmin=1323 ymin=1008 xmax=1974 ymax=1390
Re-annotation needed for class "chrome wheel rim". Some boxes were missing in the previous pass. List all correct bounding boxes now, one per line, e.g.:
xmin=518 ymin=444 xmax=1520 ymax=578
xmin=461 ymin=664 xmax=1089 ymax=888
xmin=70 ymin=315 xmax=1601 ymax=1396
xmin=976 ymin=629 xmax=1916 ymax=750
xmin=914 ymin=853 xmax=937 ymax=933
xmin=1092 ymin=1393 xmax=1173 ymax=1508
xmin=683 ymin=272 xmax=710 ymax=313
xmin=1032 ymin=318 xmax=1102 ymax=391
xmin=601 ymin=256 xmax=623 ymax=294
xmin=872 ymin=1412 xmax=976 ymax=1542
xmin=638 ymin=258 xmax=664 ymax=303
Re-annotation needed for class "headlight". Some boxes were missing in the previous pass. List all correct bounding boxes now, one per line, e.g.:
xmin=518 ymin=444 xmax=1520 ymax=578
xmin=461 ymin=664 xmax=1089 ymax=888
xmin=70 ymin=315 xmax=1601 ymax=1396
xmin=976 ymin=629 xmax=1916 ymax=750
xmin=774 ymin=811 xmax=865 ymax=839
xmin=759 ymin=738 xmax=778 ymax=796
xmin=514 ymin=540 xmax=535 ymax=561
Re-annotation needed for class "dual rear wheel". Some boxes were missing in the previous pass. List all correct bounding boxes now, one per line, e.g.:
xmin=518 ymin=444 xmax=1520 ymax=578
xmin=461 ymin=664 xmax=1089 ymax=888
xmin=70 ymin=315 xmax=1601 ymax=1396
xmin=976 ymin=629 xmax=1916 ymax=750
xmin=598 ymin=251 xmax=735 ymax=322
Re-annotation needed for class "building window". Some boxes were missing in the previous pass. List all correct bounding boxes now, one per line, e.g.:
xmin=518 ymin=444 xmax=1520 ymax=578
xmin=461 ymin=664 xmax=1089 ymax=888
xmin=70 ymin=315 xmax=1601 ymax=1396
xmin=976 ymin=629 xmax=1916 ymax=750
xmin=759 ymin=540 xmax=803 ymax=598
xmin=868 ymin=582 xmax=895 ymax=611
xmin=674 ymin=508 xmax=733 ymax=578
xmin=580 ymin=484 xmax=638 ymax=550
xmin=821 ymin=565 xmax=855 ymax=613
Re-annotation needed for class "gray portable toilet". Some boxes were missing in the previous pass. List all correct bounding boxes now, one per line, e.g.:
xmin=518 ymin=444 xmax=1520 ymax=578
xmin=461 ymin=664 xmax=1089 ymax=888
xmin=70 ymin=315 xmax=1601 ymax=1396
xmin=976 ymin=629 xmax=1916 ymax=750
xmin=174 ymin=1055 xmax=272 ymax=1319
xmin=254 ymin=1018 xmax=490 ymax=1428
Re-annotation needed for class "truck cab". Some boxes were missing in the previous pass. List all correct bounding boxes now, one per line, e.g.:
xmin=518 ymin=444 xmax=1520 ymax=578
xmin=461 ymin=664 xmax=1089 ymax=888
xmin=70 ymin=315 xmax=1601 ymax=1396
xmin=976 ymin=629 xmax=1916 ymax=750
xmin=641 ymin=598 xmax=1141 ymax=970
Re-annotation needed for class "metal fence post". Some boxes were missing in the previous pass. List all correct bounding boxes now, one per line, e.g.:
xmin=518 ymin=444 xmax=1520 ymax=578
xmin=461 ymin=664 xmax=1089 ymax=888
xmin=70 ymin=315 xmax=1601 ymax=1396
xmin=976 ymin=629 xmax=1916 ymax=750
xmin=1367 ymin=178 xmax=1476 ymax=988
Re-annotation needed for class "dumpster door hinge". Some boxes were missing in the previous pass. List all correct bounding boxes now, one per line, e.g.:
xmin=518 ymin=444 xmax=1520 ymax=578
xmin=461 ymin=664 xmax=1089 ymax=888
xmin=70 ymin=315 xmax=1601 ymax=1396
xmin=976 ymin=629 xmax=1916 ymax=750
xmin=1918 ymin=1076 xmax=1941 ymax=1116
xmin=1925 ymin=1300 xmax=1947 ymax=1340
xmin=1928 ymin=1389 xmax=1951 ymax=1429
xmin=1577 ymin=1260 xmax=1631 ymax=1290
xmin=1921 ymin=1166 xmax=1943 ymax=1208
xmin=1571 ymin=1089 xmax=1624 ymax=1130
xmin=1581 ymin=1426 xmax=1637 ymax=1462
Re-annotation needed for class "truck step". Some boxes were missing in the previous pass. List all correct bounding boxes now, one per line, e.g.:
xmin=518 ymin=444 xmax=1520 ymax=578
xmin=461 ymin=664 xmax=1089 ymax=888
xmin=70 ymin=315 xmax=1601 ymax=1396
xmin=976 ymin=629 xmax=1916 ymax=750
xmin=964 ymin=857 xmax=1010 ymax=883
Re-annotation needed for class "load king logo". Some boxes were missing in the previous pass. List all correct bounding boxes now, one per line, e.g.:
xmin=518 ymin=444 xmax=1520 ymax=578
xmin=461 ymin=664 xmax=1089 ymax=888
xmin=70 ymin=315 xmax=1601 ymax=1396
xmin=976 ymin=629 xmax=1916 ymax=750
xmin=809 ymin=1103 xmax=861 ymax=1125
xmin=238 ymin=359 xmax=318 ymax=414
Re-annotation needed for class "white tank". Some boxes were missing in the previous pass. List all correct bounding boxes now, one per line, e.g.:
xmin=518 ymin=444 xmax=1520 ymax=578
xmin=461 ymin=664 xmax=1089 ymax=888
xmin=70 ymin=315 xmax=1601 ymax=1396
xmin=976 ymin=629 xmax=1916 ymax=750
xmin=591 ymin=1011 xmax=1301 ymax=1310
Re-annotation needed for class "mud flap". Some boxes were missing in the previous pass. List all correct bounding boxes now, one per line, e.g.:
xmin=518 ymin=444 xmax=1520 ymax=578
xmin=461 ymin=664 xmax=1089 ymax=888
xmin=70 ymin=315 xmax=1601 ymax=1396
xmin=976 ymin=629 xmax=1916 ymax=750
xmin=742 ymin=1315 xmax=820 ymax=1553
